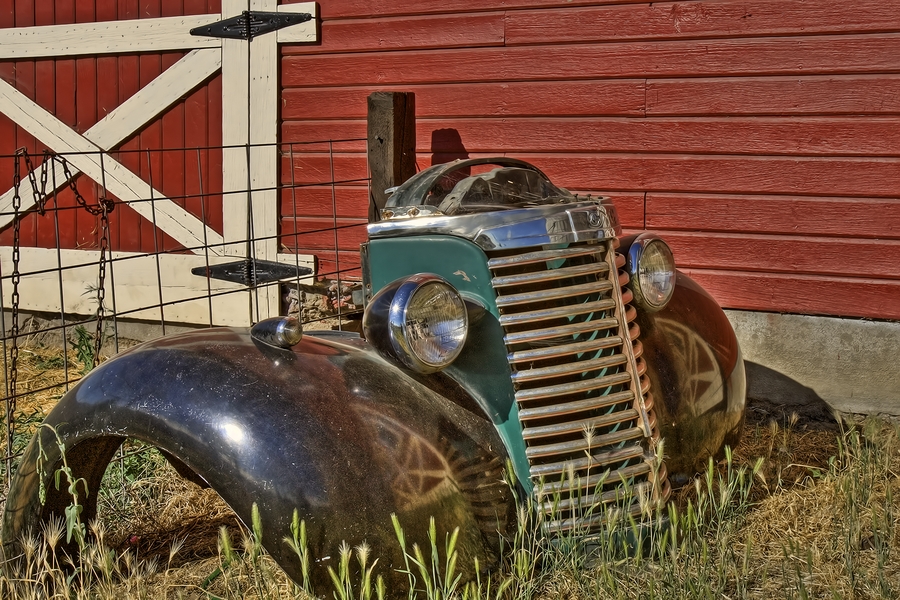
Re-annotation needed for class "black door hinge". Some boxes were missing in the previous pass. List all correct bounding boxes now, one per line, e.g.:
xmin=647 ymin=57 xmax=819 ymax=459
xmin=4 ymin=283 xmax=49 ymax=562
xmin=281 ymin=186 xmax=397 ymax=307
xmin=190 ymin=10 xmax=312 ymax=41
xmin=192 ymin=259 xmax=313 ymax=287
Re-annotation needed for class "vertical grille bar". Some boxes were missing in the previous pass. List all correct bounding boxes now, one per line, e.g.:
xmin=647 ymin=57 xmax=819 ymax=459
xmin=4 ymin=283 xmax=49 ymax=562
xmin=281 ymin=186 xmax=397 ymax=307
xmin=487 ymin=239 xmax=670 ymax=535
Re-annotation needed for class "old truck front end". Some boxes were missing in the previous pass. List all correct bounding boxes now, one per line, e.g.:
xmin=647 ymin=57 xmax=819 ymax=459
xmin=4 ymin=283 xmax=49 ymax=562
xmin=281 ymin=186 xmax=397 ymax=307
xmin=3 ymin=157 xmax=745 ymax=592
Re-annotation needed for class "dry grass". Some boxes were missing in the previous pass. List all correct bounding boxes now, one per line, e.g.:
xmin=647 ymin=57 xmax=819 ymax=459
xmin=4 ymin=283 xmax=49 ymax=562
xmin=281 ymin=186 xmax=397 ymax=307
xmin=1 ymin=344 xmax=898 ymax=599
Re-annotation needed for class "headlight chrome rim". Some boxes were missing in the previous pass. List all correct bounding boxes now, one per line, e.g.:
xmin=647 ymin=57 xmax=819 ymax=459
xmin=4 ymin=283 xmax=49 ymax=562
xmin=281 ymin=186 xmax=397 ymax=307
xmin=626 ymin=234 xmax=676 ymax=312
xmin=366 ymin=273 xmax=469 ymax=373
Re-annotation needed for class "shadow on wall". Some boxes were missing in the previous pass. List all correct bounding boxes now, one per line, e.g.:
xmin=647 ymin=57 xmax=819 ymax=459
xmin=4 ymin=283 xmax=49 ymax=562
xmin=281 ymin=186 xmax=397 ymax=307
xmin=430 ymin=128 xmax=470 ymax=170
xmin=745 ymin=361 xmax=836 ymax=424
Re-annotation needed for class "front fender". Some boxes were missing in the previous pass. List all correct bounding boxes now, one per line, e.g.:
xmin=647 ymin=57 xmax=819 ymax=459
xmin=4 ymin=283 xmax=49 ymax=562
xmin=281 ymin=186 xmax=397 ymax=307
xmin=2 ymin=328 xmax=515 ymax=589
xmin=635 ymin=272 xmax=747 ymax=482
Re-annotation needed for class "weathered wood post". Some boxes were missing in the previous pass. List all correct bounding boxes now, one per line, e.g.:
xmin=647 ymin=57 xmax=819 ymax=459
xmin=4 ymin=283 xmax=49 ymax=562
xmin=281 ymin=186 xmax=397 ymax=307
xmin=366 ymin=91 xmax=416 ymax=222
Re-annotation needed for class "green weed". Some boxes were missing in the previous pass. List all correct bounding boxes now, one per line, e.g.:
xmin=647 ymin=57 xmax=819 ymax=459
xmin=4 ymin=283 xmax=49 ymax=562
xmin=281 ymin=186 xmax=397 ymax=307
xmin=0 ymin=420 xmax=897 ymax=599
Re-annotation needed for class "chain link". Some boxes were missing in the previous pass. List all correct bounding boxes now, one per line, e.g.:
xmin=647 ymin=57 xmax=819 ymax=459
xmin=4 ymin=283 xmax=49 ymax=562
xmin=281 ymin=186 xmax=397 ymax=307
xmin=59 ymin=158 xmax=114 ymax=216
xmin=6 ymin=150 xmax=115 ymax=393
xmin=93 ymin=198 xmax=111 ymax=367
xmin=6 ymin=150 xmax=23 ymax=465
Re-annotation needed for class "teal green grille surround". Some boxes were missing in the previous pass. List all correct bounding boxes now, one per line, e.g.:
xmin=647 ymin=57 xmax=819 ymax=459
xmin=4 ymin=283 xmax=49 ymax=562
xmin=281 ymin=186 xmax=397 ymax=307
xmin=486 ymin=239 xmax=671 ymax=534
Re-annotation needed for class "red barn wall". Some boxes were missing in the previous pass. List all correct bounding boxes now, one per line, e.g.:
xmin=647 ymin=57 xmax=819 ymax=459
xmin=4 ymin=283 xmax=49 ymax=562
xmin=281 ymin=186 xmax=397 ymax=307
xmin=281 ymin=0 xmax=900 ymax=321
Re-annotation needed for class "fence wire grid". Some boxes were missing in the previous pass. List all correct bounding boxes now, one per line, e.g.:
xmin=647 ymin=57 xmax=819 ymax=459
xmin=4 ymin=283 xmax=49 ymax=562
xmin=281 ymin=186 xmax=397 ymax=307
xmin=0 ymin=138 xmax=370 ymax=501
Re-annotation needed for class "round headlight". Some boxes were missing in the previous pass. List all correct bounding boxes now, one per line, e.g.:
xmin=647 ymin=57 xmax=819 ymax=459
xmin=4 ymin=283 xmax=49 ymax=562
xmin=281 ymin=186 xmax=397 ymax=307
xmin=364 ymin=274 xmax=468 ymax=373
xmin=627 ymin=234 xmax=676 ymax=312
xmin=395 ymin=278 xmax=468 ymax=371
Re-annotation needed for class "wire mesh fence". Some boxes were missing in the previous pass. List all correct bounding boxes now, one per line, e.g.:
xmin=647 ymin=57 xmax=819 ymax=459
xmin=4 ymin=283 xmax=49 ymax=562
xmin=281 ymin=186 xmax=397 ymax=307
xmin=0 ymin=139 xmax=370 ymax=502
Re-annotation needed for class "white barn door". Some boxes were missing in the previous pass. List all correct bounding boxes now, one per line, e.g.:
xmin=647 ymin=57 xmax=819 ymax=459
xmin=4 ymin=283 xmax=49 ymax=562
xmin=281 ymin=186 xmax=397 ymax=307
xmin=0 ymin=1 xmax=317 ymax=327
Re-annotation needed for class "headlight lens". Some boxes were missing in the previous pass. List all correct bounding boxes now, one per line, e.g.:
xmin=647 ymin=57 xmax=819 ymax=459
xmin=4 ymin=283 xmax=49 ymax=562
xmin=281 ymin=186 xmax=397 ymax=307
xmin=627 ymin=235 xmax=676 ymax=312
xmin=399 ymin=280 xmax=468 ymax=370
xmin=364 ymin=273 xmax=469 ymax=373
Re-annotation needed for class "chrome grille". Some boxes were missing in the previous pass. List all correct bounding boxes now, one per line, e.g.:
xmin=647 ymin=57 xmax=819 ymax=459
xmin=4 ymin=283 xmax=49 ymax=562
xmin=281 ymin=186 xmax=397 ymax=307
xmin=487 ymin=239 xmax=671 ymax=535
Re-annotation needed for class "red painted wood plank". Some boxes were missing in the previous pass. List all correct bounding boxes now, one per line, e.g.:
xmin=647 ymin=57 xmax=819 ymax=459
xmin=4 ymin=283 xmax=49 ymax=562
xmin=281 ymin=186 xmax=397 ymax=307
xmin=32 ymin=0 xmax=58 ymax=248
xmin=139 ymin=52 xmax=163 ymax=254
xmin=161 ymin=49 xmax=186 ymax=252
xmin=34 ymin=0 xmax=53 ymax=28
xmin=117 ymin=39 xmax=142 ymax=252
xmin=74 ymin=58 xmax=97 ymax=134
xmin=281 ymin=186 xmax=370 ymax=220
xmin=53 ymin=47 xmax=77 ymax=251
xmin=74 ymin=53 xmax=99 ymax=252
xmin=205 ymin=73 xmax=223 ymax=234
xmin=283 ymin=152 xmax=369 ymax=186
xmin=281 ymin=218 xmax=368 ymax=257
xmin=161 ymin=0 xmax=183 ymax=242
xmin=95 ymin=1 xmax=120 ymax=250
xmin=316 ymin=0 xmax=648 ymax=20
xmin=594 ymin=192 xmax=643 ymax=229
xmin=282 ymin=12 xmax=504 ymax=55
xmin=506 ymin=0 xmax=900 ymax=46
xmin=183 ymin=81 xmax=209 ymax=232
xmin=97 ymin=0 xmax=117 ymax=21
xmin=661 ymin=232 xmax=900 ymax=280
xmin=54 ymin=0 xmax=75 ymax=25
xmin=118 ymin=0 xmax=137 ymax=22
xmin=285 ymin=116 xmax=900 ymax=157
xmin=464 ymin=116 xmax=900 ymax=156
xmin=524 ymin=154 xmax=900 ymax=199
xmin=282 ymin=35 xmax=900 ymax=88
xmin=646 ymin=194 xmax=900 ymax=240
xmin=14 ymin=1 xmax=38 ymax=247
xmin=281 ymin=80 xmax=647 ymax=120
xmin=303 ymin=251 xmax=362 ymax=281
xmin=648 ymin=75 xmax=900 ymax=116
xmin=0 ymin=2 xmax=14 ymax=169
xmin=289 ymin=152 xmax=900 ymax=198
xmin=184 ymin=0 xmax=208 ymax=16
xmin=682 ymin=269 xmax=900 ymax=320
xmin=161 ymin=0 xmax=182 ymax=18
xmin=73 ymin=0 xmax=97 ymax=269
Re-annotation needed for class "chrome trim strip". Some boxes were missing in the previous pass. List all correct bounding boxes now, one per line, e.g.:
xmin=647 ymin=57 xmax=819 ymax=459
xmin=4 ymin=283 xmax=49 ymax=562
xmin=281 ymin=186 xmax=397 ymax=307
xmin=490 ymin=261 xmax=610 ymax=287
xmin=499 ymin=298 xmax=617 ymax=326
xmin=507 ymin=336 xmax=624 ymax=364
xmin=368 ymin=200 xmax=620 ymax=250
xmin=538 ymin=462 xmax=651 ymax=495
xmin=522 ymin=408 xmax=639 ymax=440
xmin=511 ymin=353 xmax=627 ymax=383
xmin=514 ymin=371 xmax=634 ymax=402
xmin=487 ymin=245 xmax=604 ymax=267
xmin=528 ymin=441 xmax=645 ymax=474
xmin=503 ymin=317 xmax=619 ymax=345
xmin=495 ymin=280 xmax=613 ymax=307
xmin=518 ymin=390 xmax=635 ymax=420
xmin=541 ymin=481 xmax=653 ymax=513
xmin=526 ymin=427 xmax=644 ymax=460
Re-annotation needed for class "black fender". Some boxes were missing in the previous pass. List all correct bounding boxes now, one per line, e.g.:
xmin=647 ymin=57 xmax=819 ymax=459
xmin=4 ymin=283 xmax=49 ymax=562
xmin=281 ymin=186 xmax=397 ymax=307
xmin=620 ymin=230 xmax=746 ymax=482
xmin=2 ymin=328 xmax=515 ymax=590
xmin=632 ymin=270 xmax=747 ymax=483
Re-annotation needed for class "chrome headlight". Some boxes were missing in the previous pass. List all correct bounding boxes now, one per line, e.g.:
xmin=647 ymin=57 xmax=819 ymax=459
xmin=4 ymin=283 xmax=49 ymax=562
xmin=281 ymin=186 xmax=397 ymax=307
xmin=363 ymin=274 xmax=468 ymax=373
xmin=626 ymin=234 xmax=676 ymax=312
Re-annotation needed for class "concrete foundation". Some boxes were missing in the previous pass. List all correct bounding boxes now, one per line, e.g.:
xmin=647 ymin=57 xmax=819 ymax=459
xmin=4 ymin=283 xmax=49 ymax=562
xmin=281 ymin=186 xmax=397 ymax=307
xmin=726 ymin=310 xmax=900 ymax=418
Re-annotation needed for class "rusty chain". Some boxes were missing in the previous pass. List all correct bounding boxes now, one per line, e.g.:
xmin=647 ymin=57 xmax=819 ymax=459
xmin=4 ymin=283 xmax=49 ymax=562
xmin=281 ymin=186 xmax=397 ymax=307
xmin=5 ymin=150 xmax=116 ymax=444
xmin=93 ymin=194 xmax=111 ymax=367
xmin=5 ymin=151 xmax=23 ymax=469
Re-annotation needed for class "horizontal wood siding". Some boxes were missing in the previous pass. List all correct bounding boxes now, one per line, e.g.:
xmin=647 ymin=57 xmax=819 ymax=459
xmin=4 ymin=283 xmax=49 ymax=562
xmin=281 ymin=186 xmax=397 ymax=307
xmin=282 ymin=0 xmax=900 ymax=319
xmin=0 ymin=0 xmax=223 ymax=256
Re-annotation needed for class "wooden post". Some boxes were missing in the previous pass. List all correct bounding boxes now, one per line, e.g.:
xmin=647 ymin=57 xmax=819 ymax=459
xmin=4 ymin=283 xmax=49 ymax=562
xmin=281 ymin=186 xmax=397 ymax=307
xmin=367 ymin=91 xmax=416 ymax=222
